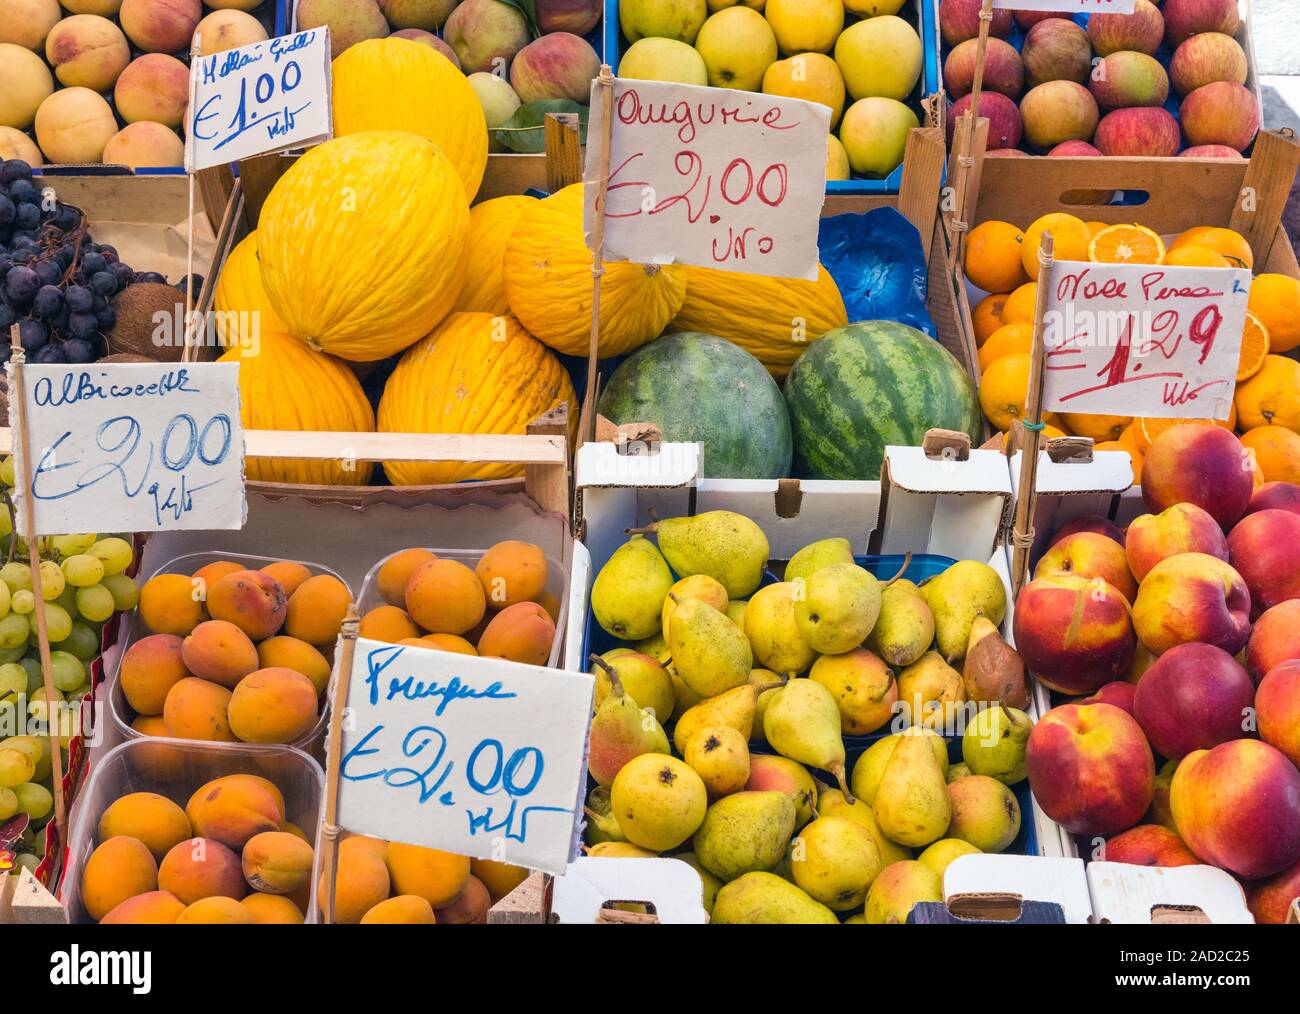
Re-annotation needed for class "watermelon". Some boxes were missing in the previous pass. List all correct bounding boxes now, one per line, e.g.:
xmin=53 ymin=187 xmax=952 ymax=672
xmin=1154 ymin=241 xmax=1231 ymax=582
xmin=784 ymin=322 xmax=981 ymax=480
xmin=597 ymin=332 xmax=793 ymax=479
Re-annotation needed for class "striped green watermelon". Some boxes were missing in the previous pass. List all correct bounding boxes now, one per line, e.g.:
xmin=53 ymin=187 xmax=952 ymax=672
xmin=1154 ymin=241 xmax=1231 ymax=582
xmin=598 ymin=332 xmax=792 ymax=479
xmin=784 ymin=322 xmax=980 ymax=480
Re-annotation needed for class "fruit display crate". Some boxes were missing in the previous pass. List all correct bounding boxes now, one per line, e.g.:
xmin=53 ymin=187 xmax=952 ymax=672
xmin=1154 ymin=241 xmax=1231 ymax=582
xmin=602 ymin=0 xmax=941 ymax=196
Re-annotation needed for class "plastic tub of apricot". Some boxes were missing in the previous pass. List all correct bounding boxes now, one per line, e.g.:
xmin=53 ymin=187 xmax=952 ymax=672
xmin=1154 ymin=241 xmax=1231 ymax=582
xmin=59 ymin=737 xmax=325 ymax=924
xmin=106 ymin=552 xmax=352 ymax=760
xmin=356 ymin=545 xmax=570 ymax=669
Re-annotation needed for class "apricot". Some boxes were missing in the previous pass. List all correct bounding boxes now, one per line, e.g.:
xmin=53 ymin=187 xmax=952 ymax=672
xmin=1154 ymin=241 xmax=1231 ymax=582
xmin=476 ymin=540 xmax=547 ymax=608
xmin=128 ymin=715 xmax=186 ymax=781
xmin=476 ymin=601 xmax=555 ymax=666
xmin=100 ymin=889 xmax=184 ymax=924
xmin=162 ymin=677 xmax=234 ymax=741
xmin=241 ymin=892 xmax=304 ymax=924
xmin=82 ymin=835 xmax=158 ymax=921
xmin=285 ymin=574 xmax=351 ymax=645
xmin=139 ymin=573 xmax=205 ymax=636
xmin=241 ymin=830 xmax=313 ymax=894
xmin=261 ymin=561 xmax=313 ymax=596
xmin=359 ymin=605 xmax=420 ymax=644
xmin=158 ymin=837 xmax=246 ymax=904
xmin=376 ymin=548 xmax=437 ymax=606
xmin=404 ymin=559 xmax=485 ymax=635
xmin=98 ymin=791 xmax=191 ymax=861
xmin=471 ymin=858 xmax=529 ymax=901
xmin=191 ymin=559 xmax=243 ymax=595
xmin=434 ymin=874 xmax=491 ymax=924
xmin=384 ymin=841 xmax=471 ymax=908
xmin=103 ymin=120 xmax=183 ymax=169
xmin=181 ymin=619 xmax=259 ymax=688
xmin=341 ymin=832 xmax=388 ymax=859
xmin=320 ymin=835 xmax=390 ymax=924
xmin=256 ymin=636 xmax=331 ymax=695
xmin=120 ymin=633 xmax=190 ymax=716
xmin=280 ymin=821 xmax=310 ymax=843
xmin=207 ymin=569 xmax=288 ymax=641
xmin=176 ymin=896 xmax=254 ymax=923
xmin=421 ymin=633 xmax=477 ymax=655
xmin=186 ymin=774 xmax=283 ymax=850
xmin=114 ymin=52 xmax=188 ymax=127
xmin=360 ymin=895 xmax=436 ymax=924
xmin=229 ymin=667 xmax=319 ymax=744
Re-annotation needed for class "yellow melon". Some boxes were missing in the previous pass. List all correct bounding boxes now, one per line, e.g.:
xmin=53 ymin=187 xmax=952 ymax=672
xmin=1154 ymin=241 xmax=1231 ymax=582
xmin=454 ymin=195 xmax=536 ymax=315
xmin=213 ymin=230 xmax=285 ymax=348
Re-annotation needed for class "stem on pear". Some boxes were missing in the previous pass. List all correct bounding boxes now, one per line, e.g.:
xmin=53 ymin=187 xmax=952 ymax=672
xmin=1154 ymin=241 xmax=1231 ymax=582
xmin=588 ymin=653 xmax=624 ymax=698
xmin=831 ymin=762 xmax=855 ymax=805
xmin=883 ymin=552 xmax=913 ymax=588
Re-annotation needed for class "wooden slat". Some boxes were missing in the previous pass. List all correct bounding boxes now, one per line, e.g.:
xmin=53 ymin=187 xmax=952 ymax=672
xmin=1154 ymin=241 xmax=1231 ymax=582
xmin=1230 ymin=130 xmax=1300 ymax=267
xmin=897 ymin=126 xmax=945 ymax=263
xmin=544 ymin=113 xmax=584 ymax=192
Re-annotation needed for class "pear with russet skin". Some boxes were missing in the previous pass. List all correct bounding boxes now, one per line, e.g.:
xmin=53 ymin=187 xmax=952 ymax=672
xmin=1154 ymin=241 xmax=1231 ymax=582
xmin=590 ymin=650 xmax=674 ymax=724
xmin=591 ymin=536 xmax=674 ymax=640
xmin=763 ymin=678 xmax=853 ymax=801
xmin=661 ymin=574 xmax=728 ymax=643
xmin=668 ymin=596 xmax=753 ymax=698
xmin=872 ymin=727 xmax=952 ymax=848
xmin=961 ymin=616 xmax=1029 ymax=709
xmin=785 ymin=537 xmax=854 ymax=585
xmin=793 ymin=563 xmax=881 ymax=655
xmin=673 ymin=679 xmax=782 ymax=754
xmin=586 ymin=656 xmax=670 ymax=788
xmin=744 ymin=582 xmax=816 ymax=677
xmin=921 ymin=560 xmax=1007 ymax=662
xmin=634 ymin=510 xmax=769 ymax=598
xmin=870 ymin=578 xmax=935 ymax=667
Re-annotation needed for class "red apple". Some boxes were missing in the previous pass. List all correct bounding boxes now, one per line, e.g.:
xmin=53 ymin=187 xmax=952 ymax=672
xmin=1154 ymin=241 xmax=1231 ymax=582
xmin=1132 ymin=643 xmax=1254 ymax=760
xmin=1245 ymin=858 xmax=1300 ymax=924
xmin=944 ymin=37 xmax=1024 ymax=100
xmin=1104 ymin=823 xmax=1200 ymax=867
xmin=1246 ymin=481 xmax=1300 ymax=518
xmin=1125 ymin=502 xmax=1229 ymax=583
xmin=1020 ymin=80 xmax=1100 ymax=151
xmin=1013 ymin=574 xmax=1136 ymax=696
xmin=1180 ymin=144 xmax=1246 ymax=158
xmin=1181 ymin=81 xmax=1261 ymax=153
xmin=986 ymin=149 xmax=1030 ymax=158
xmin=1256 ymin=660 xmax=1300 ymax=767
xmin=1245 ymin=601 xmax=1300 ymax=684
xmin=1083 ymin=680 xmax=1137 ymax=716
xmin=940 ymin=0 xmax=1012 ymax=46
xmin=1163 ymin=0 xmax=1241 ymax=48
xmin=1094 ymin=107 xmax=1181 ymax=156
xmin=1015 ymin=11 xmax=1070 ymax=31
xmin=1050 ymin=514 xmax=1126 ymax=548
xmin=1141 ymin=424 xmax=1254 ymax=530
xmin=1022 ymin=18 xmax=1092 ymax=88
xmin=947 ymin=91 xmax=1023 ymax=150
xmin=1132 ymin=552 xmax=1252 ymax=657
xmin=1227 ymin=509 xmax=1300 ymax=617
xmin=1170 ymin=32 xmax=1248 ymax=96
xmin=1089 ymin=0 xmax=1165 ymax=57
xmin=1090 ymin=51 xmax=1170 ymax=111
xmin=1048 ymin=139 xmax=1104 ymax=156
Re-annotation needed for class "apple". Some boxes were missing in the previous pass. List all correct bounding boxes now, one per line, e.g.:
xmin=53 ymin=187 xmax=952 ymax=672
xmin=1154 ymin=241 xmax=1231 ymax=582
xmin=944 ymin=37 xmax=1023 ymax=100
xmin=1049 ymin=514 xmax=1126 ymax=548
xmin=619 ymin=37 xmax=707 ymax=86
xmin=1019 ymin=80 xmax=1099 ymax=151
xmin=509 ymin=32 xmax=599 ymax=104
xmin=377 ymin=0 xmax=458 ymax=30
xmin=443 ymin=0 xmax=530 ymax=74
xmin=1094 ymin=107 xmax=1181 ymax=157
xmin=1181 ymin=144 xmax=1245 ymax=158
xmin=1181 ymin=81 xmax=1261 ymax=153
xmin=620 ymin=0 xmax=706 ymax=45
xmin=840 ymin=97 xmax=919 ymax=178
xmin=939 ymin=0 xmax=1011 ymax=47
xmin=1132 ymin=642 xmax=1254 ymax=759
xmin=948 ymin=91 xmax=1022 ymax=150
xmin=1048 ymin=140 xmax=1104 ymax=156
xmin=1022 ymin=18 xmax=1092 ymax=89
xmin=1163 ymin=0 xmax=1241 ymax=48
xmin=1090 ymin=51 xmax=1170 ymax=112
xmin=1089 ymin=0 xmax=1165 ymax=57
xmin=1170 ymin=32 xmax=1248 ymax=96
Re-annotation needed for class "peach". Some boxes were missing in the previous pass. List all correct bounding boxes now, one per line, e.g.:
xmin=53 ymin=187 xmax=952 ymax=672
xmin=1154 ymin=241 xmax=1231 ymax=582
xmin=379 ymin=0 xmax=458 ymax=30
xmin=82 ymin=835 xmax=158 ymax=920
xmin=434 ymin=874 xmax=491 ymax=924
xmin=1094 ymin=107 xmax=1181 ymax=157
xmin=186 ymin=774 xmax=283 ymax=850
xmin=443 ymin=0 xmax=530 ymax=74
xmin=1144 ymin=425 xmax=1254 ymax=530
xmin=1104 ymin=824 xmax=1199 ymax=867
xmin=129 ymin=715 xmax=187 ymax=781
xmin=260 ymin=561 xmax=313 ymax=596
xmin=162 ymin=677 xmax=234 ymax=742
xmin=1246 ymin=481 xmax=1300 ymax=518
xmin=176 ymin=896 xmax=254 ymax=923
xmin=1034 ymin=531 xmax=1137 ymax=603
xmin=1244 ymin=858 xmax=1300 ymax=925
xmin=1131 ymin=553 xmax=1252 ymax=656
xmin=1245 ymin=601 xmax=1300 ymax=683
xmin=120 ymin=633 xmax=190 ymax=716
xmin=384 ymin=841 xmax=471 ymax=908
xmin=119 ymin=0 xmax=201 ymax=53
xmin=1256 ymin=660 xmax=1300 ymax=766
xmin=0 ymin=42 xmax=52 ymax=128
xmin=208 ymin=569 xmax=288 ymax=641
xmin=257 ymin=636 xmax=331 ymax=695
xmin=1171 ymin=739 xmax=1300 ymax=878
xmin=181 ymin=619 xmax=259 ymax=688
xmin=240 ymin=892 xmax=305 ymax=924
xmin=361 ymin=894 xmax=437 ymax=924
xmin=229 ymin=667 xmax=319 ymax=744
xmin=1081 ymin=680 xmax=1136 ymax=716
xmin=241 ymin=830 xmax=314 ymax=895
xmin=1026 ymin=702 xmax=1154 ymax=836
xmin=157 ymin=837 xmax=245 ymax=904
xmin=471 ymin=858 xmax=528 ymax=901
xmin=0 ymin=0 xmax=60 ymax=50
xmin=139 ymin=572 xmax=205 ymax=636
xmin=1089 ymin=0 xmax=1164 ymax=56
xmin=102 ymin=121 xmax=183 ymax=169
xmin=195 ymin=8 xmax=266 ymax=55
xmin=1012 ymin=574 xmax=1137 ymax=696
xmin=114 ymin=53 xmax=189 ymax=128
xmin=100 ymin=889 xmax=184 ymax=924
xmin=1181 ymin=80 xmax=1260 ymax=153
xmin=1132 ymin=643 xmax=1254 ymax=759
xmin=1227 ymin=508 xmax=1300 ymax=617
xmin=44 ymin=15 xmax=129 ymax=91
xmin=286 ymin=574 xmax=351 ymax=645
xmin=476 ymin=540 xmax=547 ymax=609
xmin=376 ymin=548 xmax=436 ymax=607
xmin=1124 ymin=503 xmax=1229 ymax=583
xmin=320 ymin=836 xmax=391 ymax=923
xmin=192 ymin=559 xmax=243 ymax=589
xmin=98 ymin=791 xmax=192 ymax=861
xmin=534 ymin=0 xmax=598 ymax=34
xmin=297 ymin=0 xmax=388 ymax=57
xmin=405 ymin=559 xmax=485 ymax=636
xmin=509 ymin=32 xmax=599 ymax=104
xmin=476 ymin=601 xmax=555 ymax=666
xmin=1049 ymin=514 xmax=1126 ymax=549
xmin=359 ymin=605 xmax=420 ymax=644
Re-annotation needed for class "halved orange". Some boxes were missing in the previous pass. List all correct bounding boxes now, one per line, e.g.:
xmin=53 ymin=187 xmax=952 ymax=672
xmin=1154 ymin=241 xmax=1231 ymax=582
xmin=1163 ymin=244 xmax=1232 ymax=269
xmin=1168 ymin=226 xmax=1254 ymax=270
xmin=1237 ymin=310 xmax=1270 ymax=382
xmin=1134 ymin=415 xmax=1235 ymax=452
xmin=1089 ymin=224 xmax=1166 ymax=265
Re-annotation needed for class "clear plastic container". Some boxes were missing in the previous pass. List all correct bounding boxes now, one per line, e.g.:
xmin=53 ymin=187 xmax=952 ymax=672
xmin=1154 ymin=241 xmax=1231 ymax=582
xmin=59 ymin=737 xmax=325 ymax=923
xmin=357 ymin=546 xmax=570 ymax=669
xmin=108 ymin=551 xmax=352 ymax=760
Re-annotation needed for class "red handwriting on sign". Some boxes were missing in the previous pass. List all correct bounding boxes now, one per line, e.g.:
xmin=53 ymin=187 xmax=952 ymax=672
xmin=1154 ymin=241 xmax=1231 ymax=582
xmin=614 ymin=88 xmax=800 ymax=145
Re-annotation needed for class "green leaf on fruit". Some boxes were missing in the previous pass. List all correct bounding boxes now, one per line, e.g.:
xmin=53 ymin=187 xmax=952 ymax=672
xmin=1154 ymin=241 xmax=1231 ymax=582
xmin=493 ymin=100 xmax=590 ymax=154
xmin=498 ymin=0 xmax=541 ymax=38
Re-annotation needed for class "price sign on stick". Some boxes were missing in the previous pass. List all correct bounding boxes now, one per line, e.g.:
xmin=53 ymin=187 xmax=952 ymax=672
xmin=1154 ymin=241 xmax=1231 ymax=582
xmin=185 ymin=29 xmax=333 ymax=171
xmin=993 ymin=1 xmax=1135 ymax=12
xmin=333 ymin=639 xmax=594 ymax=875
xmin=10 ymin=362 xmax=247 ymax=534
xmin=1041 ymin=261 xmax=1251 ymax=420
xmin=583 ymin=78 xmax=829 ymax=280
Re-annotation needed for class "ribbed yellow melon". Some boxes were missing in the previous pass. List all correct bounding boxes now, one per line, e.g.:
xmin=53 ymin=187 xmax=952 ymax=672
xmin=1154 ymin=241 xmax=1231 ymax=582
xmin=258 ymin=131 xmax=469 ymax=362
xmin=219 ymin=331 xmax=376 ymax=486
xmin=453 ymin=195 xmax=536 ymax=315
xmin=378 ymin=312 xmax=577 ymax=486
xmin=669 ymin=264 xmax=848 ymax=378
xmin=213 ymin=230 xmax=285 ymax=348
xmin=332 ymin=38 xmax=488 ymax=201
xmin=503 ymin=183 xmax=686 ymax=357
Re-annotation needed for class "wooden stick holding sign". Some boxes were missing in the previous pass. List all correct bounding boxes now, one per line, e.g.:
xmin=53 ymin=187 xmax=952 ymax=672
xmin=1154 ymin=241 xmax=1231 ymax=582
xmin=319 ymin=604 xmax=359 ymax=925
xmin=949 ymin=0 xmax=994 ymax=265
xmin=584 ymin=66 xmax=615 ymax=444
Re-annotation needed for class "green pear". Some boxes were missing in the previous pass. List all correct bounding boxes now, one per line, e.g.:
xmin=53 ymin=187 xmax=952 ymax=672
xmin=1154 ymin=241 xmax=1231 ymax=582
xmin=667 ymin=663 xmax=701 ymax=720
xmin=591 ymin=536 xmax=674 ymax=640
xmin=675 ymin=852 xmax=723 ymax=915
xmin=725 ymin=599 xmax=748 ymax=628
xmin=946 ymin=775 xmax=1021 ymax=853
xmin=785 ymin=537 xmax=854 ymax=585
xmin=817 ymin=787 xmax=911 ymax=867
xmin=635 ymin=631 xmax=670 ymax=663
xmin=917 ymin=838 xmax=981 ymax=879
xmin=744 ymin=582 xmax=816 ymax=677
xmin=921 ymin=560 xmax=1007 ymax=662
xmin=673 ymin=680 xmax=780 ymax=754
xmin=869 ymin=579 xmax=935 ymax=667
xmin=683 ymin=725 xmax=750 ymax=798
xmin=610 ymin=754 xmax=708 ymax=852
xmin=850 ymin=729 xmax=949 ymax=805
xmin=791 ymin=815 xmax=883 ymax=911
xmin=693 ymin=790 xmax=797 ymax=881
xmin=763 ymin=679 xmax=852 ymax=800
xmin=793 ymin=563 xmax=881 ymax=655
xmin=643 ymin=511 xmax=769 ymax=598
xmin=864 ymin=860 xmax=942 ymax=924
xmin=583 ymin=787 xmax=627 ymax=845
xmin=712 ymin=872 xmax=839 ymax=924
xmin=586 ymin=659 xmax=670 ymax=788
xmin=961 ymin=705 xmax=1032 ymax=784
xmin=661 ymin=574 xmax=728 ymax=643
xmin=590 ymin=650 xmax=675 ymax=724
xmin=872 ymin=727 xmax=951 ymax=848
xmin=667 ymin=596 xmax=753 ymax=698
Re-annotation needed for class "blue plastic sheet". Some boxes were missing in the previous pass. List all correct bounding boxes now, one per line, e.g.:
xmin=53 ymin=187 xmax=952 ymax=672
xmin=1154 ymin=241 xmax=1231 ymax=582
xmin=818 ymin=206 xmax=936 ymax=337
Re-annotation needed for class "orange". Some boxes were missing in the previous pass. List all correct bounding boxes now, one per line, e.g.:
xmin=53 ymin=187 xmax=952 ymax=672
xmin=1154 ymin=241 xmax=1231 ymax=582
xmin=1060 ymin=413 xmax=1132 ymax=442
xmin=1168 ymin=226 xmax=1253 ymax=270
xmin=1247 ymin=273 xmax=1300 ymax=353
xmin=1088 ymin=224 xmax=1166 ymax=265
xmin=979 ymin=352 xmax=1031 ymax=431
xmin=978 ymin=322 xmax=1035 ymax=372
xmin=1241 ymin=425 xmax=1300 ymax=483
xmin=1085 ymin=221 xmax=1110 ymax=238
xmin=965 ymin=220 xmax=1028 ymax=293
xmin=1235 ymin=355 xmax=1300 ymax=431
xmin=1003 ymin=281 xmax=1038 ymax=325
xmin=1133 ymin=416 xmax=1233 ymax=452
xmin=1163 ymin=244 xmax=1231 ymax=269
xmin=1021 ymin=213 xmax=1091 ymax=278
xmin=1236 ymin=310 xmax=1270 ymax=382
xmin=972 ymin=292 xmax=1010 ymax=347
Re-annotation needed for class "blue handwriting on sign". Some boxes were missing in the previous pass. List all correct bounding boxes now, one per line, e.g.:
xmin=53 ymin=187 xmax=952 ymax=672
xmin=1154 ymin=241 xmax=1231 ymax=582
xmin=192 ymin=51 xmax=310 ymax=152
xmin=32 ymin=368 xmax=200 ymax=407
xmin=363 ymin=645 xmax=516 ymax=715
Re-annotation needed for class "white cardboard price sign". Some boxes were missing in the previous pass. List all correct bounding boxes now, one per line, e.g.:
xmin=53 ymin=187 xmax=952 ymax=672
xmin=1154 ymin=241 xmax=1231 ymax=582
xmin=10 ymin=362 xmax=247 ymax=535
xmin=993 ymin=1 xmax=1135 ymax=12
xmin=1041 ymin=261 xmax=1251 ymax=420
xmin=185 ymin=29 xmax=333 ymax=171
xmin=333 ymin=639 xmax=594 ymax=875
xmin=583 ymin=78 xmax=828 ymax=281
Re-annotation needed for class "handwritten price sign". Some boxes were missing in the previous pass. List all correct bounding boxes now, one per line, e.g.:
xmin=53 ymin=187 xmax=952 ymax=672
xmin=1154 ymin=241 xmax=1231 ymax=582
xmin=584 ymin=78 xmax=829 ymax=281
xmin=993 ymin=1 xmax=1136 ymax=12
xmin=11 ymin=362 xmax=247 ymax=535
xmin=186 ymin=29 xmax=332 ymax=172
xmin=334 ymin=639 xmax=594 ymax=874
xmin=1042 ymin=261 xmax=1251 ymax=420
